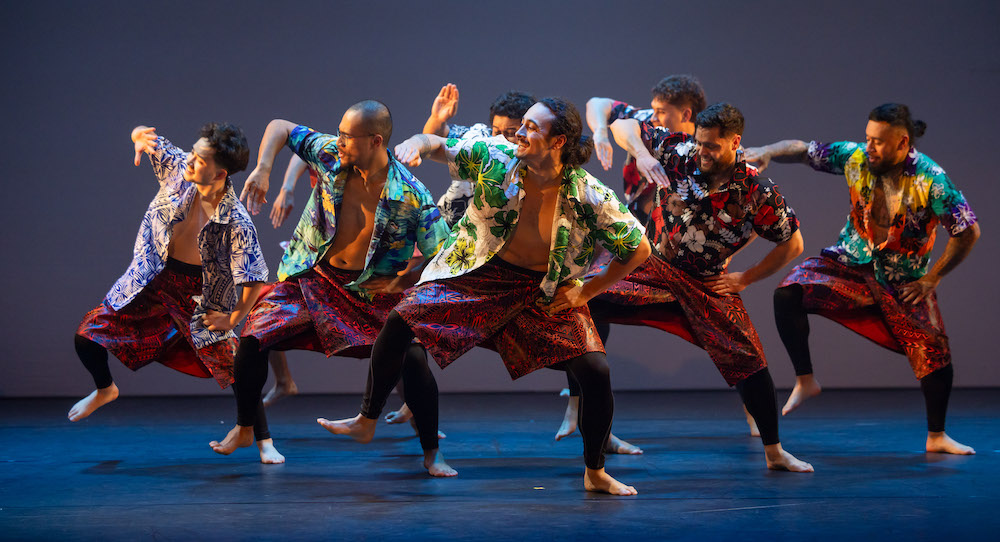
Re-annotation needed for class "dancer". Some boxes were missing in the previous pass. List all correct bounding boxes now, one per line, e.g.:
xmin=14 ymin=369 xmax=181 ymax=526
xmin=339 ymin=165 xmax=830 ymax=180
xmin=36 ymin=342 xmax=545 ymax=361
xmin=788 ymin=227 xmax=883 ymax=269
xmin=210 ymin=101 xmax=455 ymax=474
xmin=746 ymin=103 xmax=979 ymax=455
xmin=321 ymin=98 xmax=651 ymax=495
xmin=599 ymin=103 xmax=813 ymax=472
xmin=69 ymin=123 xmax=279 ymax=462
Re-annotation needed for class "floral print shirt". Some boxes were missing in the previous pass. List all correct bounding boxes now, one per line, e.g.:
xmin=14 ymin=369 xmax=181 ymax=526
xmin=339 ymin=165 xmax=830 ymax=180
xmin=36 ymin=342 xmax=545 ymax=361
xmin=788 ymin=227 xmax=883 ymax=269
xmin=808 ymin=141 xmax=977 ymax=285
xmin=417 ymin=135 xmax=646 ymax=298
xmin=642 ymin=129 xmax=799 ymax=277
xmin=106 ymin=137 xmax=269 ymax=349
xmin=436 ymin=123 xmax=494 ymax=227
xmin=278 ymin=126 xmax=450 ymax=291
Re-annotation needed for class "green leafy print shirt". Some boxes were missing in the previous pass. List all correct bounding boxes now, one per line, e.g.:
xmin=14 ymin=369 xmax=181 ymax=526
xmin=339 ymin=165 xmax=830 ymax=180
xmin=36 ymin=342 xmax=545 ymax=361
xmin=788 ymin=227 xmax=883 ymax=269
xmin=417 ymin=135 xmax=645 ymax=298
xmin=277 ymin=126 xmax=449 ymax=291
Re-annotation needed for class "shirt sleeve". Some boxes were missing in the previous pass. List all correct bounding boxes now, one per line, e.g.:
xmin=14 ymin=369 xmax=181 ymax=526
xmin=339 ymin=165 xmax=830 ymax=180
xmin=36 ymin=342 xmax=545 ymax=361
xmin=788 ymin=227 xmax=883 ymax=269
xmin=928 ymin=170 xmax=977 ymax=236
xmin=149 ymin=137 xmax=187 ymax=186
xmin=807 ymin=141 xmax=862 ymax=175
xmin=444 ymin=136 xmax=515 ymax=210
xmin=415 ymin=189 xmax=450 ymax=259
xmin=229 ymin=221 xmax=269 ymax=285
xmin=607 ymin=101 xmax=642 ymax=123
xmin=447 ymin=124 xmax=471 ymax=138
xmin=287 ymin=125 xmax=340 ymax=174
xmin=590 ymin=182 xmax=646 ymax=261
xmin=750 ymin=177 xmax=800 ymax=244
xmin=645 ymin=129 xmax=694 ymax=178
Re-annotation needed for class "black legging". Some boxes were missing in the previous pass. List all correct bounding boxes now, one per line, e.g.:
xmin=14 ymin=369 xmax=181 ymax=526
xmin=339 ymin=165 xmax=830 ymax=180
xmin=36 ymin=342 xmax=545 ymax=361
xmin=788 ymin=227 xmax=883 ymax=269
xmin=366 ymin=310 xmax=614 ymax=469
xmin=564 ymin=320 xmax=610 ymax=397
xmin=74 ymin=333 xmax=271 ymax=440
xmin=736 ymin=367 xmax=780 ymax=446
xmin=774 ymin=284 xmax=954 ymax=432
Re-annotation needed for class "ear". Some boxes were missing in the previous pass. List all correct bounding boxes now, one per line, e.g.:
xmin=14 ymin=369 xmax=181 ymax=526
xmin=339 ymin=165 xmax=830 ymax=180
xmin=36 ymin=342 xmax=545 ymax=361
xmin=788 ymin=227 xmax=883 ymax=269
xmin=372 ymin=134 xmax=384 ymax=149
xmin=731 ymin=134 xmax=742 ymax=151
xmin=214 ymin=169 xmax=228 ymax=182
xmin=552 ymin=133 xmax=567 ymax=151
xmin=897 ymin=133 xmax=910 ymax=152
xmin=681 ymin=107 xmax=693 ymax=123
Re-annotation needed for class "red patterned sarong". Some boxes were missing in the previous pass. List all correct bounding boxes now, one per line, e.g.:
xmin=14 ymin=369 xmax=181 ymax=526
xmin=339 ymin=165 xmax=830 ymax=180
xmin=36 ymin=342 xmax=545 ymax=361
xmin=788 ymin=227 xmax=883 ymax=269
xmin=592 ymin=254 xmax=767 ymax=386
xmin=778 ymin=256 xmax=950 ymax=379
xmin=77 ymin=261 xmax=236 ymax=388
xmin=242 ymin=262 xmax=404 ymax=358
xmin=395 ymin=258 xmax=604 ymax=379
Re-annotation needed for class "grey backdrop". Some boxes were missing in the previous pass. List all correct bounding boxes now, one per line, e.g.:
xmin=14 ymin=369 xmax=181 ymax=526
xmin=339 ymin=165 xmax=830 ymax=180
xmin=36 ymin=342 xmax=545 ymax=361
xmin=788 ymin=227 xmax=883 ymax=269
xmin=1 ymin=0 xmax=996 ymax=398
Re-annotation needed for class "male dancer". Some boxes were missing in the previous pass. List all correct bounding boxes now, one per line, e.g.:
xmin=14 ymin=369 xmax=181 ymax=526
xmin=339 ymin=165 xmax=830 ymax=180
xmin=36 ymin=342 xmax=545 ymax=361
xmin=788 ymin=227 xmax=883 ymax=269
xmin=554 ymin=76 xmax=715 ymax=447
xmin=381 ymin=84 xmax=537 ymax=428
xmin=70 ymin=123 xmax=280 ymax=462
xmin=322 ymin=98 xmax=651 ymax=495
xmin=601 ymin=103 xmax=813 ymax=472
xmin=210 ymin=101 xmax=455 ymax=475
xmin=746 ymin=103 xmax=979 ymax=455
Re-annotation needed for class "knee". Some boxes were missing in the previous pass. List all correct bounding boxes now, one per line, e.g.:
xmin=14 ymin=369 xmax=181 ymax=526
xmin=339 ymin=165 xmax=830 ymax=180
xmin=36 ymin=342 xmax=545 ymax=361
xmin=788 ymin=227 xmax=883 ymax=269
xmin=773 ymin=285 xmax=803 ymax=311
xmin=569 ymin=354 xmax=611 ymax=392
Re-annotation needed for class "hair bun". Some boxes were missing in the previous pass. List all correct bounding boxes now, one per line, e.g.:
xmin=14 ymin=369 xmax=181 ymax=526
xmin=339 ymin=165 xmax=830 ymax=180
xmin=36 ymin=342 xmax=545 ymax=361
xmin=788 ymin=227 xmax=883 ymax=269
xmin=912 ymin=120 xmax=927 ymax=138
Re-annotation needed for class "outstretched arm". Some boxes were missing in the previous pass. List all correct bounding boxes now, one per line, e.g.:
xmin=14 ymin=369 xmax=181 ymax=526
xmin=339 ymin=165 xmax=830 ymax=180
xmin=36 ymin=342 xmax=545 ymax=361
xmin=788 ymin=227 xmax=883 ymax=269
xmin=202 ymin=282 xmax=266 ymax=332
xmin=586 ymin=97 xmax=616 ymax=171
xmin=394 ymin=133 xmax=449 ymax=167
xmin=548 ymin=237 xmax=652 ymax=313
xmin=270 ymin=154 xmax=308 ymax=228
xmin=241 ymin=119 xmax=297 ymax=215
xmin=704 ymin=230 xmax=804 ymax=295
xmin=744 ymin=140 xmax=810 ymax=172
xmin=609 ymin=118 xmax=669 ymax=187
xmin=422 ymin=83 xmax=459 ymax=137
xmin=898 ymin=223 xmax=980 ymax=304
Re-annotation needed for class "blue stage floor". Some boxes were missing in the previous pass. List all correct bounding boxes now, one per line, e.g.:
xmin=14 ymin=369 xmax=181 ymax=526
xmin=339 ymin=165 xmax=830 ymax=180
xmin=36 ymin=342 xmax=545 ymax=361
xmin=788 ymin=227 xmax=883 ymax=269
xmin=1 ymin=389 xmax=998 ymax=540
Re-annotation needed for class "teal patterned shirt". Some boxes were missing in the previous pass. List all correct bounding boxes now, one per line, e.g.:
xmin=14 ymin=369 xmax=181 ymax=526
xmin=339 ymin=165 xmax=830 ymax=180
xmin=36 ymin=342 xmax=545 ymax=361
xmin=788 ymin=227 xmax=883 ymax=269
xmin=277 ymin=126 xmax=449 ymax=290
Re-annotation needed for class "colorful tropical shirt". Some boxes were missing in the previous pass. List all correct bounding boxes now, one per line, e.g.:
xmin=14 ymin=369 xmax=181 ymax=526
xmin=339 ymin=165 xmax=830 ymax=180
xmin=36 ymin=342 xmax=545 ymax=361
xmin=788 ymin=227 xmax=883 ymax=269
xmin=437 ymin=123 xmax=494 ymax=227
xmin=808 ymin=141 xmax=977 ymax=285
xmin=106 ymin=137 xmax=269 ymax=349
xmin=279 ymin=126 xmax=450 ymax=292
xmin=608 ymin=100 xmax=656 ymax=205
xmin=641 ymin=129 xmax=799 ymax=278
xmin=418 ymin=135 xmax=646 ymax=298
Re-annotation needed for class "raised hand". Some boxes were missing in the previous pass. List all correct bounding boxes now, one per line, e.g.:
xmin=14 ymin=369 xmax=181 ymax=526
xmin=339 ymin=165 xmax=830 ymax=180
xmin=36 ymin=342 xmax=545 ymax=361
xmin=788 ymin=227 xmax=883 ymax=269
xmin=131 ymin=126 xmax=159 ymax=166
xmin=430 ymin=83 xmax=460 ymax=125
xmin=270 ymin=188 xmax=295 ymax=228
xmin=593 ymin=129 xmax=614 ymax=171
xmin=743 ymin=147 xmax=771 ymax=172
xmin=635 ymin=153 xmax=670 ymax=188
xmin=240 ymin=166 xmax=270 ymax=215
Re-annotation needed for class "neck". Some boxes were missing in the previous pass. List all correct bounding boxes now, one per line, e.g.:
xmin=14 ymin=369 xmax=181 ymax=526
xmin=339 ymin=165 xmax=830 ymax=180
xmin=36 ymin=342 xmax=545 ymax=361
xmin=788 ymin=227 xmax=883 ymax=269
xmin=354 ymin=150 xmax=390 ymax=190
xmin=678 ymin=122 xmax=695 ymax=136
xmin=706 ymin=163 xmax=736 ymax=192
xmin=195 ymin=179 xmax=227 ymax=207
xmin=523 ymin=154 xmax=564 ymax=189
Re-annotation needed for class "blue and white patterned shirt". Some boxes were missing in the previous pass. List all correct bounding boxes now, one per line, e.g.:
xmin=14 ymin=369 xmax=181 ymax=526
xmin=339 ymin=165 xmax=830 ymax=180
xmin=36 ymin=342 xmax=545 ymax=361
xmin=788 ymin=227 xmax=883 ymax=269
xmin=105 ymin=137 xmax=269 ymax=348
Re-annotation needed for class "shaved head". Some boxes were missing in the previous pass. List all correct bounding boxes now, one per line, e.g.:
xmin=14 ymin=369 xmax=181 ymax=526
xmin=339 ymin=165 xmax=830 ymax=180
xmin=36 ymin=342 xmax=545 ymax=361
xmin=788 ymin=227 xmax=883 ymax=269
xmin=346 ymin=100 xmax=392 ymax=146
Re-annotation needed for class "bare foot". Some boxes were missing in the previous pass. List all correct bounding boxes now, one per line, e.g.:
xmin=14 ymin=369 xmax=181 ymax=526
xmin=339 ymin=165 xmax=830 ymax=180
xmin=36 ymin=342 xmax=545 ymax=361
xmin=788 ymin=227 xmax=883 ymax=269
xmin=262 ymin=381 xmax=298 ymax=407
xmin=555 ymin=396 xmax=579 ymax=440
xmin=782 ymin=374 xmax=822 ymax=416
xmin=605 ymin=434 xmax=643 ymax=455
xmin=926 ymin=432 xmax=975 ymax=455
xmin=68 ymin=383 xmax=120 ymax=421
xmin=744 ymin=405 xmax=760 ymax=437
xmin=423 ymin=449 xmax=458 ymax=477
xmin=384 ymin=403 xmax=413 ymax=424
xmin=764 ymin=443 xmax=814 ymax=472
xmin=583 ymin=467 xmax=637 ymax=496
xmin=210 ymin=425 xmax=254 ymax=455
xmin=317 ymin=414 xmax=376 ymax=443
xmin=257 ymin=438 xmax=285 ymax=464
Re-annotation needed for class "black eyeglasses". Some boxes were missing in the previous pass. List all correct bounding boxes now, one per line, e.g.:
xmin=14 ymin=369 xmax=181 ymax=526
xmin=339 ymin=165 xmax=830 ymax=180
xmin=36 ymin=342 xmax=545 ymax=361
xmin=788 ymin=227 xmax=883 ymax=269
xmin=337 ymin=131 xmax=377 ymax=141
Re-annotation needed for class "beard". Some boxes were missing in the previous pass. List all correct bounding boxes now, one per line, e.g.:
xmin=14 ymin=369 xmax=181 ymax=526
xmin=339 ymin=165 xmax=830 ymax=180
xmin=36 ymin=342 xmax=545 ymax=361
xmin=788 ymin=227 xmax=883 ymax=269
xmin=868 ymin=157 xmax=900 ymax=176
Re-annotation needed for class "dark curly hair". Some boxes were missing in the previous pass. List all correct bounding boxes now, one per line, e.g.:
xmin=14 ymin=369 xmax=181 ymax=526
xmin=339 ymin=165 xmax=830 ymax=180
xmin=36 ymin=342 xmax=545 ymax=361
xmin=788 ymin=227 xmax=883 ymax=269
xmin=868 ymin=103 xmax=926 ymax=143
xmin=695 ymin=103 xmax=744 ymax=138
xmin=198 ymin=122 xmax=249 ymax=176
xmin=489 ymin=90 xmax=536 ymax=124
xmin=538 ymin=97 xmax=593 ymax=169
xmin=651 ymin=75 xmax=707 ymax=117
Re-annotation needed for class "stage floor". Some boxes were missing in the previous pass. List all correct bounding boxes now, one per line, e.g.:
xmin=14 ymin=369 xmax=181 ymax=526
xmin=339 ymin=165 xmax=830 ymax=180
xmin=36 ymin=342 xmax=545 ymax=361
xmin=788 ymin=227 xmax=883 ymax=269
xmin=2 ymin=389 xmax=998 ymax=540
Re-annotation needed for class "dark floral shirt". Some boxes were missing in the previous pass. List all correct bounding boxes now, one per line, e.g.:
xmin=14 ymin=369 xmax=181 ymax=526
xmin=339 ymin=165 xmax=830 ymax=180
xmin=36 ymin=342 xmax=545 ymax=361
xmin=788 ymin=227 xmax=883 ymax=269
xmin=642 ymin=130 xmax=800 ymax=277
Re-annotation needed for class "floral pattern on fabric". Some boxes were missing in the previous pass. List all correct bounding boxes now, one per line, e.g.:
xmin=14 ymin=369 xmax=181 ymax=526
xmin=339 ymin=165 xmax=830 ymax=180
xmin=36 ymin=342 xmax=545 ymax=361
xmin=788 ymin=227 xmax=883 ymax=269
xmin=437 ymin=123 xmax=495 ymax=227
xmin=642 ymin=132 xmax=799 ymax=277
xmin=808 ymin=141 xmax=977 ymax=286
xmin=608 ymin=101 xmax=658 ymax=206
xmin=417 ymin=136 xmax=645 ymax=299
xmin=105 ymin=137 xmax=268 ymax=349
xmin=278 ymin=126 xmax=450 ymax=290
